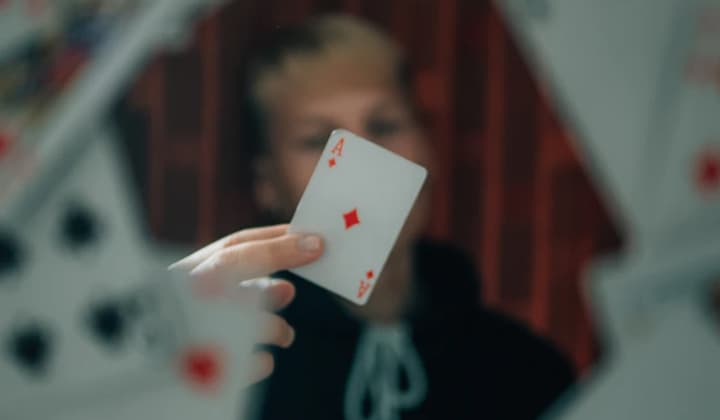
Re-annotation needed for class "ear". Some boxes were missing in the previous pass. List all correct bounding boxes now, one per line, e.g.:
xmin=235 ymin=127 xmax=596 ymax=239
xmin=252 ymin=157 xmax=281 ymax=215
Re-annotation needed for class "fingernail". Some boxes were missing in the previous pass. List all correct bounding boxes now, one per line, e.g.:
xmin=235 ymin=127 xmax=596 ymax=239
xmin=296 ymin=234 xmax=321 ymax=252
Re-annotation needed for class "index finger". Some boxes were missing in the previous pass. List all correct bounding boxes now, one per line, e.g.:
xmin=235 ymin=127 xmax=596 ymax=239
xmin=168 ymin=224 xmax=289 ymax=271
xmin=188 ymin=233 xmax=323 ymax=285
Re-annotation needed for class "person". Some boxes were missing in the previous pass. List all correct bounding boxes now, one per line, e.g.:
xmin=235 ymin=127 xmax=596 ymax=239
xmin=173 ymin=14 xmax=574 ymax=420
xmin=243 ymin=15 xmax=574 ymax=420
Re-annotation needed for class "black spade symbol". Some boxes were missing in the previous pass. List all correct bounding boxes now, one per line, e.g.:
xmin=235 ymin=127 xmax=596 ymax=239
xmin=8 ymin=323 xmax=52 ymax=375
xmin=87 ymin=300 xmax=127 ymax=348
xmin=61 ymin=203 xmax=99 ymax=250
xmin=0 ymin=231 xmax=22 ymax=278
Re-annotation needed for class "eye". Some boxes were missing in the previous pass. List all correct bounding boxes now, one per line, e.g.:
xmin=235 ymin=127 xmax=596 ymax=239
xmin=299 ymin=132 xmax=331 ymax=151
xmin=366 ymin=117 xmax=402 ymax=140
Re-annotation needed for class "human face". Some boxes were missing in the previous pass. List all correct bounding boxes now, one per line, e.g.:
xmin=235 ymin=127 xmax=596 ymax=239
xmin=253 ymin=84 xmax=432 ymax=249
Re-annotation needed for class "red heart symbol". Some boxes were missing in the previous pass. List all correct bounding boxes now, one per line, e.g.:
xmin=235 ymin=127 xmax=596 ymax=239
xmin=181 ymin=346 xmax=224 ymax=391
xmin=695 ymin=149 xmax=720 ymax=194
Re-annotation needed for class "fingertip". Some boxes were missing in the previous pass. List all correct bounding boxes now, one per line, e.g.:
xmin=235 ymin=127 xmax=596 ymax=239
xmin=286 ymin=324 xmax=296 ymax=347
xmin=249 ymin=351 xmax=275 ymax=384
xmin=236 ymin=278 xmax=295 ymax=310
xmin=265 ymin=279 xmax=296 ymax=310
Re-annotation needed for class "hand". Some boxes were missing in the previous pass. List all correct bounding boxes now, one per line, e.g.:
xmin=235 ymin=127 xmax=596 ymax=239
xmin=168 ymin=224 xmax=323 ymax=384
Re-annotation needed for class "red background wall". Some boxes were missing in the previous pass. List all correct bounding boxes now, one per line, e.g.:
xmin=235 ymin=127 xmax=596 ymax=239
xmin=125 ymin=0 xmax=623 ymax=371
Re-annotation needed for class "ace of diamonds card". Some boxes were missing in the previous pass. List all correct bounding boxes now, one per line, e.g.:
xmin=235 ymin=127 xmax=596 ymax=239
xmin=288 ymin=129 xmax=427 ymax=305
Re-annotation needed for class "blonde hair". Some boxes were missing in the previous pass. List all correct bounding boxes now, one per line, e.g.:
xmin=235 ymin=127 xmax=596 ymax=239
xmin=243 ymin=15 xmax=412 ymax=156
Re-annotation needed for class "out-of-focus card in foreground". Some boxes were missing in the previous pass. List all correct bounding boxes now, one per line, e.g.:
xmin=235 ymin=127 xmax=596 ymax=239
xmin=498 ymin=0 xmax=681 ymax=246
xmin=288 ymin=129 xmax=427 ymax=305
xmin=642 ymin=1 xmax=720 ymax=250
xmin=544 ymin=296 xmax=720 ymax=420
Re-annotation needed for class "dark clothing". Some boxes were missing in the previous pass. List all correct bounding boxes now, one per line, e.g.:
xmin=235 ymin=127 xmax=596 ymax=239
xmin=251 ymin=240 xmax=575 ymax=419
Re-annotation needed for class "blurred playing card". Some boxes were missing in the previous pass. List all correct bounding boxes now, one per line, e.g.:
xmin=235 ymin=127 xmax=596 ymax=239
xmin=7 ymin=268 xmax=261 ymax=420
xmin=546 ymin=295 xmax=720 ymax=420
xmin=590 ymin=224 xmax=720 ymax=350
xmin=499 ymin=0 xmax=681 ymax=247
xmin=642 ymin=0 xmax=720 ymax=251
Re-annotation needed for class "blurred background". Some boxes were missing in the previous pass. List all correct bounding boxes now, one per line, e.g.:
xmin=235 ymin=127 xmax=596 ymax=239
xmin=1 ymin=0 xmax=623 ymax=373
xmin=116 ymin=0 xmax=622 ymax=371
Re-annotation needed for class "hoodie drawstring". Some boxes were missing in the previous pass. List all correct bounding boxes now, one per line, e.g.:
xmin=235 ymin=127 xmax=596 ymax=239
xmin=343 ymin=323 xmax=427 ymax=420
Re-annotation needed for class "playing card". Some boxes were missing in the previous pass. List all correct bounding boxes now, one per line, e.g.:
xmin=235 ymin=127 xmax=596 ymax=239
xmin=545 ymin=294 xmax=720 ymax=420
xmin=68 ymin=268 xmax=261 ymax=420
xmin=1 ymin=126 xmax=261 ymax=419
xmin=6 ymin=267 xmax=261 ymax=420
xmin=498 ymin=0 xmax=682 ymax=246
xmin=641 ymin=0 xmax=720 ymax=252
xmin=557 ymin=199 xmax=720 ymax=420
xmin=288 ymin=129 xmax=427 ymax=305
xmin=0 ymin=130 xmax=157 ymax=416
xmin=499 ymin=2 xmax=720 ymax=419
xmin=1 ymin=1 xmax=259 ymax=417
xmin=588 ymin=221 xmax=720 ymax=352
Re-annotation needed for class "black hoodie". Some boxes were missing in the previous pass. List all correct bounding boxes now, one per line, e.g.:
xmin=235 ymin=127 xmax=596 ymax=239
xmin=249 ymin=240 xmax=575 ymax=420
